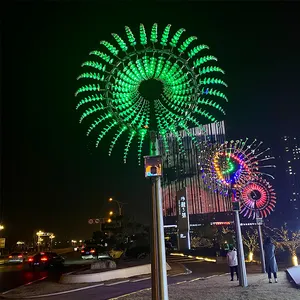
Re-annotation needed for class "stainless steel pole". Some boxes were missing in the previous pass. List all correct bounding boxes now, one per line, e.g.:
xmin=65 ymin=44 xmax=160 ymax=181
xmin=234 ymin=210 xmax=248 ymax=287
xmin=151 ymin=177 xmax=160 ymax=300
xmin=257 ymin=223 xmax=266 ymax=273
xmin=150 ymin=132 xmax=169 ymax=300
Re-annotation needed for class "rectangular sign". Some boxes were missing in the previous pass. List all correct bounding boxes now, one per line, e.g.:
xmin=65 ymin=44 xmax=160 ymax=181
xmin=176 ymin=188 xmax=190 ymax=251
xmin=144 ymin=155 xmax=162 ymax=177
xmin=0 ymin=238 xmax=5 ymax=249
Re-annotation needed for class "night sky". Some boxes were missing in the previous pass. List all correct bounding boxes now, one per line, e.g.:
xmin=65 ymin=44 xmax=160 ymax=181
xmin=2 ymin=2 xmax=300 ymax=243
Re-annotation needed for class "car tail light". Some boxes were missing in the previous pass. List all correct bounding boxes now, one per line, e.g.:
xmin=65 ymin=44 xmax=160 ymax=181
xmin=18 ymin=255 xmax=23 ymax=258
xmin=41 ymin=257 xmax=48 ymax=261
xmin=90 ymin=250 xmax=95 ymax=253
xmin=81 ymin=250 xmax=84 ymax=253
xmin=8 ymin=255 xmax=12 ymax=258
xmin=28 ymin=257 xmax=33 ymax=262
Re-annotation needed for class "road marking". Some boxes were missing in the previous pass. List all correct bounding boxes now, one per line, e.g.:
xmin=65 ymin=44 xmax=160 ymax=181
xmin=205 ymin=274 xmax=218 ymax=279
xmin=25 ymin=276 xmax=48 ymax=285
xmin=131 ymin=276 xmax=151 ymax=282
xmin=189 ymin=277 xmax=205 ymax=282
xmin=2 ymin=276 xmax=48 ymax=295
xmin=109 ymin=288 xmax=152 ymax=300
xmin=106 ymin=280 xmax=130 ymax=286
xmin=16 ymin=283 xmax=105 ymax=299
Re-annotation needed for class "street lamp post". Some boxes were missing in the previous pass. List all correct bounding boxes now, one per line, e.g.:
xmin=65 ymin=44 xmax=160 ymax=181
xmin=108 ymin=198 xmax=126 ymax=216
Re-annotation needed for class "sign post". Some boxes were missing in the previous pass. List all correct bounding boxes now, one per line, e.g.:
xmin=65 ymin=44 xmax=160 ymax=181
xmin=176 ymin=188 xmax=190 ymax=251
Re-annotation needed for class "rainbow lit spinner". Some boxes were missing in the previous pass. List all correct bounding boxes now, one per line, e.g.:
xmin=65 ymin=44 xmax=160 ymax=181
xmin=236 ymin=178 xmax=276 ymax=219
xmin=200 ymin=138 xmax=276 ymax=195
xmin=75 ymin=23 xmax=228 ymax=164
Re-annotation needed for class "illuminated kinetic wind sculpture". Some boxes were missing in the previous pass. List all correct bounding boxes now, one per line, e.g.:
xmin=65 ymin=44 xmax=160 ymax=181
xmin=236 ymin=178 xmax=276 ymax=219
xmin=200 ymin=138 xmax=276 ymax=196
xmin=75 ymin=23 xmax=228 ymax=164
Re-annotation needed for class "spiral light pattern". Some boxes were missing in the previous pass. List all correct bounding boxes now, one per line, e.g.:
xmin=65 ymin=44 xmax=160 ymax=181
xmin=236 ymin=178 xmax=276 ymax=219
xmin=200 ymin=138 xmax=276 ymax=195
xmin=75 ymin=23 xmax=228 ymax=163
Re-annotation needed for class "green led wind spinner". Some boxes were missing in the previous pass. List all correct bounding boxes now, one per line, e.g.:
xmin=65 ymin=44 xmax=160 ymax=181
xmin=75 ymin=23 xmax=228 ymax=164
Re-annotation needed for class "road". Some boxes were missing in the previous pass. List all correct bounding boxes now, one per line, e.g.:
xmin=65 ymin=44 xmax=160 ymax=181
xmin=0 ymin=251 xmax=90 ymax=293
xmin=42 ymin=255 xmax=230 ymax=300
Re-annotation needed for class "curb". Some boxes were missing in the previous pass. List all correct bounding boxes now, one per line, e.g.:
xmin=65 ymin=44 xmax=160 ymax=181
xmin=60 ymin=263 xmax=171 ymax=284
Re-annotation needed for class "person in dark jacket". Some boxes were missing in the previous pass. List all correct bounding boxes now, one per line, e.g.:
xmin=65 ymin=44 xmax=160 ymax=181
xmin=264 ymin=237 xmax=278 ymax=283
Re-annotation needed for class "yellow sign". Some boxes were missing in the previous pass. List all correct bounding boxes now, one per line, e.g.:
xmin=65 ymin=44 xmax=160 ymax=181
xmin=0 ymin=238 xmax=5 ymax=249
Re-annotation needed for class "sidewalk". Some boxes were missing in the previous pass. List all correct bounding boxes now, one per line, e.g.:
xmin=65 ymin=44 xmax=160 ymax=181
xmin=118 ymin=272 xmax=298 ymax=300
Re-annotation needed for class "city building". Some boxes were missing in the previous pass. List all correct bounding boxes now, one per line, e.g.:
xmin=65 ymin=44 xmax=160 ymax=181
xmin=278 ymin=136 xmax=300 ymax=221
xmin=160 ymin=121 xmax=231 ymax=224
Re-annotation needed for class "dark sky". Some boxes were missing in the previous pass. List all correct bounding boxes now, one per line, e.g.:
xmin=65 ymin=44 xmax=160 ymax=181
xmin=2 ymin=2 xmax=300 ymax=243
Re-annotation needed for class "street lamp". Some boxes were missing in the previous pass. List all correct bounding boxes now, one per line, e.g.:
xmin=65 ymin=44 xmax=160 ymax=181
xmin=0 ymin=224 xmax=4 ymax=231
xmin=107 ymin=218 xmax=112 ymax=223
xmin=109 ymin=211 xmax=113 ymax=216
xmin=108 ymin=197 xmax=126 ymax=216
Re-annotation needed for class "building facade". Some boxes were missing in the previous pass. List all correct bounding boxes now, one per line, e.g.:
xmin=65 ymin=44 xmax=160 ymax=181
xmin=279 ymin=136 xmax=300 ymax=221
xmin=160 ymin=121 xmax=231 ymax=218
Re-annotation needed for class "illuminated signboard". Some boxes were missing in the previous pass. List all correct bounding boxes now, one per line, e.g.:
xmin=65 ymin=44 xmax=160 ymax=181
xmin=176 ymin=188 xmax=190 ymax=251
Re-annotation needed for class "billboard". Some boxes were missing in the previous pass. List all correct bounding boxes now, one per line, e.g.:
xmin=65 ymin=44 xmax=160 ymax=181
xmin=176 ymin=188 xmax=190 ymax=251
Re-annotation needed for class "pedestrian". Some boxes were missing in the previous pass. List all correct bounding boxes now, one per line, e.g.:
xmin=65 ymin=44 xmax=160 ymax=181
xmin=227 ymin=245 xmax=239 ymax=281
xmin=264 ymin=236 xmax=278 ymax=283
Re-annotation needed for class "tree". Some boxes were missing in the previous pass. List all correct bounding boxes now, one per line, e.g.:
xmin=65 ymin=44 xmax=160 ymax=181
xmin=242 ymin=229 xmax=259 ymax=262
xmin=271 ymin=224 xmax=300 ymax=266
xmin=191 ymin=237 xmax=213 ymax=248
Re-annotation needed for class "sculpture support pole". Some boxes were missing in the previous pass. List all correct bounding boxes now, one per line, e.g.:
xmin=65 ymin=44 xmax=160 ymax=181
xmin=256 ymin=211 xmax=266 ymax=273
xmin=231 ymin=185 xmax=248 ymax=287
xmin=150 ymin=132 xmax=169 ymax=300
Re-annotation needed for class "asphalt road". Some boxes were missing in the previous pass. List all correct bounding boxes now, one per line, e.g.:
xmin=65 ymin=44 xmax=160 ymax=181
xmin=43 ymin=256 xmax=230 ymax=300
xmin=0 ymin=251 xmax=91 ymax=293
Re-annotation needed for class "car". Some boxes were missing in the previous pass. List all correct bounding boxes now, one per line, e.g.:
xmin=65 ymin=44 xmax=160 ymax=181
xmin=7 ymin=252 xmax=28 ymax=263
xmin=81 ymin=247 xmax=110 ymax=260
xmin=28 ymin=252 xmax=64 ymax=269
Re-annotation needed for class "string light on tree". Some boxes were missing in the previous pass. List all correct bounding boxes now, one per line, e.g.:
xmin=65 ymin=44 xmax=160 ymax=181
xmin=75 ymin=23 xmax=228 ymax=164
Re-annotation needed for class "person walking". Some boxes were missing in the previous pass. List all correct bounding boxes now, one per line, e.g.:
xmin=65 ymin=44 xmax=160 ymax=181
xmin=264 ymin=237 xmax=278 ymax=283
xmin=227 ymin=245 xmax=239 ymax=281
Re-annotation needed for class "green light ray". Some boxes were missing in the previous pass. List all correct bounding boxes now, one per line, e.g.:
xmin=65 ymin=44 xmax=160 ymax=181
xmin=76 ymin=94 xmax=104 ymax=110
xmin=125 ymin=26 xmax=136 ymax=46
xmin=150 ymin=23 xmax=158 ymax=43
xmin=79 ymin=104 xmax=107 ymax=123
xmin=178 ymin=36 xmax=197 ymax=53
xmin=95 ymin=121 xmax=118 ymax=146
xmin=123 ymin=131 xmax=136 ymax=163
xmin=100 ymin=41 xmax=119 ymax=56
xmin=89 ymin=51 xmax=114 ymax=64
xmin=87 ymin=113 xmax=112 ymax=135
xmin=170 ymin=28 xmax=186 ymax=47
xmin=161 ymin=24 xmax=172 ymax=46
xmin=108 ymin=126 xmax=127 ymax=156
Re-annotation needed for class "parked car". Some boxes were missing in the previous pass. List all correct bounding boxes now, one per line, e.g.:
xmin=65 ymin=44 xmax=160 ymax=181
xmin=28 ymin=252 xmax=64 ymax=269
xmin=7 ymin=252 xmax=28 ymax=263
